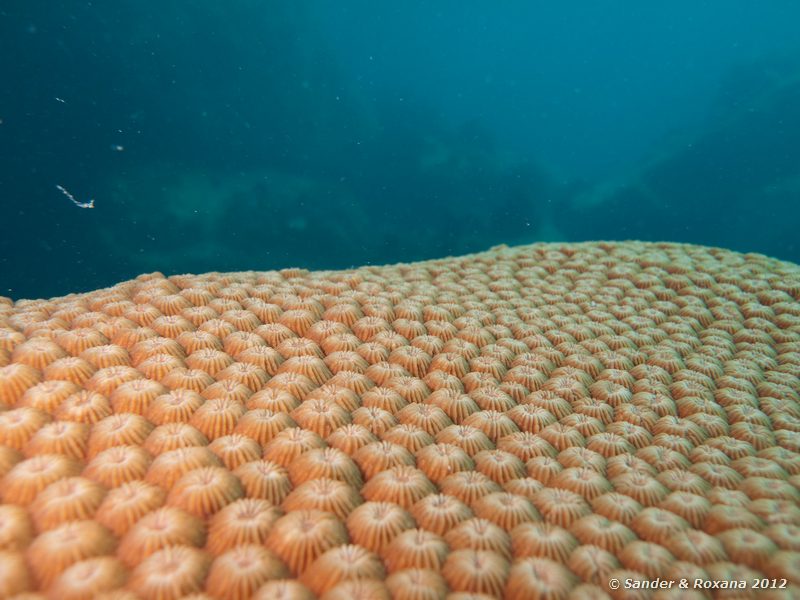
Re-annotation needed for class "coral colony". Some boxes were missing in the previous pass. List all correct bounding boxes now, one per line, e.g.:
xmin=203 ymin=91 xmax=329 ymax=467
xmin=0 ymin=241 xmax=799 ymax=598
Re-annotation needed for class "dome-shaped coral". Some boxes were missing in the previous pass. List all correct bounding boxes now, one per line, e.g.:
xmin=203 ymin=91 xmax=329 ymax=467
xmin=3 ymin=241 xmax=800 ymax=598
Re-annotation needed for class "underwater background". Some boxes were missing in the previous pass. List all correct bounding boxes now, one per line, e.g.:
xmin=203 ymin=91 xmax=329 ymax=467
xmin=1 ymin=1 xmax=799 ymax=301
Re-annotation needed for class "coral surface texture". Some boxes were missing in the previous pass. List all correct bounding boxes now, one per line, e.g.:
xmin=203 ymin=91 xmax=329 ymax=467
xmin=1 ymin=241 xmax=800 ymax=599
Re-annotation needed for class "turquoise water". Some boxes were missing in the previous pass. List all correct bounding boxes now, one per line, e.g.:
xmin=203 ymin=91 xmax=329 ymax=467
xmin=1 ymin=2 xmax=799 ymax=300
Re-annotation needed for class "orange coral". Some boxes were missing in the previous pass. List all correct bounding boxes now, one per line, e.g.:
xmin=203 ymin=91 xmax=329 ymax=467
xmin=206 ymin=498 xmax=282 ymax=556
xmin=300 ymin=544 xmax=385 ymax=596
xmin=282 ymin=477 xmax=362 ymax=520
xmin=2 ymin=241 xmax=800 ymax=597
xmin=265 ymin=509 xmax=348 ymax=576
xmin=411 ymin=493 xmax=473 ymax=536
xmin=385 ymin=568 xmax=447 ymax=600
xmin=382 ymin=528 xmax=449 ymax=573
xmin=117 ymin=506 xmax=205 ymax=568
xmin=127 ymin=544 xmax=210 ymax=599
xmin=29 ymin=476 xmax=106 ymax=532
xmin=1 ymin=454 xmax=81 ymax=505
xmin=205 ymin=544 xmax=288 ymax=600
xmin=362 ymin=465 xmax=435 ymax=509
xmin=166 ymin=465 xmax=244 ymax=518
xmin=505 ymin=556 xmax=577 ymax=600
xmin=48 ymin=556 xmax=128 ymax=599
xmin=26 ymin=520 xmax=116 ymax=588
xmin=441 ymin=549 xmax=509 ymax=597
xmin=444 ymin=517 xmax=511 ymax=560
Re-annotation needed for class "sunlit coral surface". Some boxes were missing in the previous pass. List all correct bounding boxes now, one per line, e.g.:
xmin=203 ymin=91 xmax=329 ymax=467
xmin=1 ymin=241 xmax=799 ymax=599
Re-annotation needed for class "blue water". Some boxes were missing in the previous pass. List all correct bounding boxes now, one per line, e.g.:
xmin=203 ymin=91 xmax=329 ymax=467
xmin=1 ymin=2 xmax=799 ymax=300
